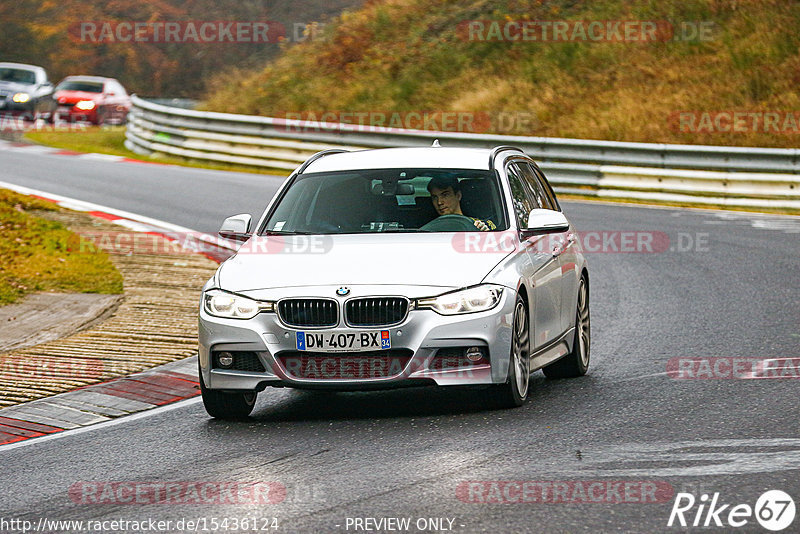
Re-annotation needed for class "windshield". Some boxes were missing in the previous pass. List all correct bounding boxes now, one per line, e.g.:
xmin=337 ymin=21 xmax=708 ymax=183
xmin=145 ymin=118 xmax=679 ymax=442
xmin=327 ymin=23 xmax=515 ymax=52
xmin=56 ymin=81 xmax=104 ymax=92
xmin=262 ymin=168 xmax=507 ymax=234
xmin=0 ymin=68 xmax=36 ymax=85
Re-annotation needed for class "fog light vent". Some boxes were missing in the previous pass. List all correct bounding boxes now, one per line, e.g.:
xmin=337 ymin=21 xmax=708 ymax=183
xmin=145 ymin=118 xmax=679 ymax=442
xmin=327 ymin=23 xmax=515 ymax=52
xmin=218 ymin=351 xmax=234 ymax=368
xmin=212 ymin=351 xmax=266 ymax=372
xmin=465 ymin=347 xmax=485 ymax=362
xmin=429 ymin=347 xmax=489 ymax=370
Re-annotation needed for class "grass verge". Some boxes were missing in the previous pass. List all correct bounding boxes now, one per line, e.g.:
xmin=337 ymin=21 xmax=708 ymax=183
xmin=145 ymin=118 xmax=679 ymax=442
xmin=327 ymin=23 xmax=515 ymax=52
xmin=202 ymin=0 xmax=800 ymax=149
xmin=0 ymin=189 xmax=123 ymax=306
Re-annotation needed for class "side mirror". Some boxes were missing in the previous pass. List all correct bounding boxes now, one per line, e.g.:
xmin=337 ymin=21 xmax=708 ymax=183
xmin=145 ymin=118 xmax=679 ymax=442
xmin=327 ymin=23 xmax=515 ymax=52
xmin=219 ymin=214 xmax=252 ymax=242
xmin=523 ymin=209 xmax=569 ymax=234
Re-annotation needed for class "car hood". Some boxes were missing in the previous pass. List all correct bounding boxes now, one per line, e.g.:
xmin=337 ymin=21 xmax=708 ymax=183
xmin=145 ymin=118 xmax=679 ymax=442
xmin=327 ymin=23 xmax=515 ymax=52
xmin=217 ymin=233 xmax=512 ymax=292
xmin=55 ymin=91 xmax=100 ymax=103
xmin=0 ymin=81 xmax=35 ymax=95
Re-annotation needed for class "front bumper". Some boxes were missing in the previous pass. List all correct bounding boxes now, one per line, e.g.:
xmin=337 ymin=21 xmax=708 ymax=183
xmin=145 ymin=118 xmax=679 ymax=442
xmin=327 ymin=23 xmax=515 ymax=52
xmin=57 ymin=107 xmax=98 ymax=122
xmin=199 ymin=289 xmax=515 ymax=391
xmin=0 ymin=101 xmax=34 ymax=115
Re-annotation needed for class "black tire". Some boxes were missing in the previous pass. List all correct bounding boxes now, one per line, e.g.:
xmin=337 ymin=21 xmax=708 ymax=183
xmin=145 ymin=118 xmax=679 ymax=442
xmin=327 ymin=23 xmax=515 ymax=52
xmin=543 ymin=276 xmax=590 ymax=379
xmin=492 ymin=294 xmax=531 ymax=408
xmin=199 ymin=362 xmax=257 ymax=419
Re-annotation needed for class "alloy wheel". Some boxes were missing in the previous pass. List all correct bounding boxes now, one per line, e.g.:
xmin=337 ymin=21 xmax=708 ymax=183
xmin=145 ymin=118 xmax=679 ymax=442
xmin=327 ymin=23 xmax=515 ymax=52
xmin=512 ymin=300 xmax=530 ymax=398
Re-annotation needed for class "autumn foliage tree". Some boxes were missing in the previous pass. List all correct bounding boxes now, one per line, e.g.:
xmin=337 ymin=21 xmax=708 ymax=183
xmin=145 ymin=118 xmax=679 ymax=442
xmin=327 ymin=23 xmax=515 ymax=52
xmin=0 ymin=0 xmax=363 ymax=96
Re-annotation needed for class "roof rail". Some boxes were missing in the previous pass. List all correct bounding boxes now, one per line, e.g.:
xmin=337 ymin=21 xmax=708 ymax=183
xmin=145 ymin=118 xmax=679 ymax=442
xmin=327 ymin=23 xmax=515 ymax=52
xmin=488 ymin=145 xmax=526 ymax=170
xmin=297 ymin=149 xmax=350 ymax=174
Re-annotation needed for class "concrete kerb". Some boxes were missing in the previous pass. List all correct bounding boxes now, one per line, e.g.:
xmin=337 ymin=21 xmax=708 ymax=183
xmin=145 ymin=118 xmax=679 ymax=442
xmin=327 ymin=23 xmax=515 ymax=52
xmin=0 ymin=182 xmax=231 ymax=446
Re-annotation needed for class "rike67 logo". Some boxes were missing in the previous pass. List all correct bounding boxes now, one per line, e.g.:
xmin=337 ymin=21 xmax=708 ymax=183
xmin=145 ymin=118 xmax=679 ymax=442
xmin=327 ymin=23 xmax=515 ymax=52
xmin=668 ymin=490 xmax=796 ymax=531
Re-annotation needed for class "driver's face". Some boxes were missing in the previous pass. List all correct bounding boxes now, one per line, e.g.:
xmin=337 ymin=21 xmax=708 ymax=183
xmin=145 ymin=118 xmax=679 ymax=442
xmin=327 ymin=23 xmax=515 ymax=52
xmin=430 ymin=186 xmax=463 ymax=216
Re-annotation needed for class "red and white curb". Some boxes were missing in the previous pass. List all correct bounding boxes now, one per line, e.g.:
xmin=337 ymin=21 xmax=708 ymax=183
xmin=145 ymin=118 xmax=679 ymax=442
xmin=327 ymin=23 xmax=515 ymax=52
xmin=0 ymin=358 xmax=199 ymax=446
xmin=0 ymin=138 xmax=167 ymax=165
xmin=0 ymin=181 xmax=238 ymax=446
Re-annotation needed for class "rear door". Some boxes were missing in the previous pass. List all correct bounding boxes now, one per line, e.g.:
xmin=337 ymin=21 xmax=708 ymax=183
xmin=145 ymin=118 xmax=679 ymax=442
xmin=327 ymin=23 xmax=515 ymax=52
xmin=529 ymin=164 xmax=580 ymax=333
xmin=506 ymin=161 xmax=563 ymax=350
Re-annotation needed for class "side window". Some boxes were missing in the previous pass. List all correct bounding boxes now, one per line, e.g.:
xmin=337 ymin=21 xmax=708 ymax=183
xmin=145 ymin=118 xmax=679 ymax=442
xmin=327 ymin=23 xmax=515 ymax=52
xmin=506 ymin=164 xmax=537 ymax=228
xmin=518 ymin=163 xmax=552 ymax=210
xmin=529 ymin=164 xmax=561 ymax=211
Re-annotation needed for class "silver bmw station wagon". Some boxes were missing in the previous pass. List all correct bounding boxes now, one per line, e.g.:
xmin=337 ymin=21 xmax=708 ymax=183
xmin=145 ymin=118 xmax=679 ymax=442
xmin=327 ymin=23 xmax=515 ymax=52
xmin=198 ymin=145 xmax=590 ymax=418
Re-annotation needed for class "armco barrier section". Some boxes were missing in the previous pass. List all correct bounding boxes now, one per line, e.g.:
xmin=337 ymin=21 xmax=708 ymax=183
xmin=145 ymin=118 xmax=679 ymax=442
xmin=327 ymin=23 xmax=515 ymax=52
xmin=125 ymin=95 xmax=800 ymax=209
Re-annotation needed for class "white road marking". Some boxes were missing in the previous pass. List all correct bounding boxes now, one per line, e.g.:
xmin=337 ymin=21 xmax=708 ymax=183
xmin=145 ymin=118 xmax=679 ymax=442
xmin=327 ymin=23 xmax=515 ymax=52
xmin=710 ymin=210 xmax=800 ymax=233
xmin=0 ymin=179 xmax=236 ymax=252
xmin=0 ymin=397 xmax=202 ymax=453
xmin=78 ymin=153 xmax=125 ymax=162
xmin=615 ymin=371 xmax=671 ymax=381
xmin=545 ymin=438 xmax=800 ymax=477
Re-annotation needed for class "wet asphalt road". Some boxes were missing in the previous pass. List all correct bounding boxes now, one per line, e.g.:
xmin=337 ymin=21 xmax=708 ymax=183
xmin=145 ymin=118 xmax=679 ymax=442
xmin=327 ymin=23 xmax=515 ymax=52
xmin=1 ymin=148 xmax=799 ymax=533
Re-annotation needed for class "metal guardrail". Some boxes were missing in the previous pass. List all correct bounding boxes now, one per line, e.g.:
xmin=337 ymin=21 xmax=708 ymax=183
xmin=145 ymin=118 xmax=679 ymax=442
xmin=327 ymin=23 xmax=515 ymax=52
xmin=125 ymin=95 xmax=800 ymax=210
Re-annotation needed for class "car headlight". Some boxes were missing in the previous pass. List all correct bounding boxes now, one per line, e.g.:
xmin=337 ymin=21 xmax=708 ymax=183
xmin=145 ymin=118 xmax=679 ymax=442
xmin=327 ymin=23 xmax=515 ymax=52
xmin=12 ymin=93 xmax=30 ymax=103
xmin=75 ymin=100 xmax=96 ymax=110
xmin=203 ymin=290 xmax=273 ymax=319
xmin=417 ymin=285 xmax=504 ymax=315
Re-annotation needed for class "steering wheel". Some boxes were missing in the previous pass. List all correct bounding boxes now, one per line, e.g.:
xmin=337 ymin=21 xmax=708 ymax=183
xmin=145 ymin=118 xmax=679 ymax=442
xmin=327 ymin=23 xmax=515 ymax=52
xmin=419 ymin=214 xmax=478 ymax=232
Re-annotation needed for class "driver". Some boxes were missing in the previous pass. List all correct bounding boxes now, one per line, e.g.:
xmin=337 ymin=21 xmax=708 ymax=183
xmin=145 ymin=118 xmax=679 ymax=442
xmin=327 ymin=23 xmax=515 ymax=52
xmin=427 ymin=176 xmax=496 ymax=231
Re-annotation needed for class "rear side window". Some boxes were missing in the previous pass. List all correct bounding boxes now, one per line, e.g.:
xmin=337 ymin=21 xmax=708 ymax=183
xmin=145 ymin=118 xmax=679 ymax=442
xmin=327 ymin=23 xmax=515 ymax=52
xmin=517 ymin=163 xmax=554 ymax=211
xmin=528 ymin=164 xmax=561 ymax=211
xmin=505 ymin=164 xmax=537 ymax=228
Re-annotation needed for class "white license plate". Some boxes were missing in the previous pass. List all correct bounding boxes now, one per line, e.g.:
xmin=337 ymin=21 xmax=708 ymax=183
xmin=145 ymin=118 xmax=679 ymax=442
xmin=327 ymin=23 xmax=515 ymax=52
xmin=296 ymin=330 xmax=391 ymax=352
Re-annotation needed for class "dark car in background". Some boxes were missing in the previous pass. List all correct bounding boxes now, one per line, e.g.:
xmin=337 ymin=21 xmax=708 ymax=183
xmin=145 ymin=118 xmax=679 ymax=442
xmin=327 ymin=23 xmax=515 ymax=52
xmin=0 ymin=62 xmax=57 ymax=122
xmin=54 ymin=76 xmax=131 ymax=125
